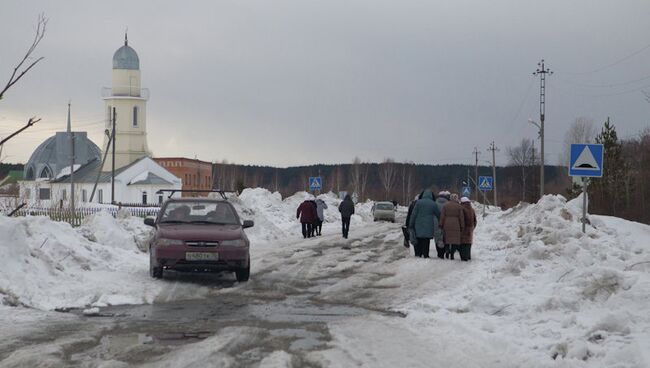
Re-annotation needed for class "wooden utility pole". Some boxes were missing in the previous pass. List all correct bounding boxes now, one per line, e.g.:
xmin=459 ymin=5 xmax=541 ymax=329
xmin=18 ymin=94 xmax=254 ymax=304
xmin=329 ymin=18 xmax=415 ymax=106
xmin=488 ymin=141 xmax=499 ymax=207
xmin=111 ymin=107 xmax=116 ymax=204
xmin=533 ymin=59 xmax=552 ymax=199
xmin=472 ymin=147 xmax=480 ymax=201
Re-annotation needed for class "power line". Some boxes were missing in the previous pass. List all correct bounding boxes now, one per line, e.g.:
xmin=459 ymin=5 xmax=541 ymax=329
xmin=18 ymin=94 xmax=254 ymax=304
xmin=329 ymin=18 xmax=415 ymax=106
xmin=560 ymin=41 xmax=650 ymax=75
xmin=556 ymin=73 xmax=650 ymax=89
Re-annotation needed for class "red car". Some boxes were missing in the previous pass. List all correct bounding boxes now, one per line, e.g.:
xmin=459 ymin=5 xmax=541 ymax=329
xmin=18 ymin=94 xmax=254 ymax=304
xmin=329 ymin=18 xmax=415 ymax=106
xmin=145 ymin=198 xmax=254 ymax=282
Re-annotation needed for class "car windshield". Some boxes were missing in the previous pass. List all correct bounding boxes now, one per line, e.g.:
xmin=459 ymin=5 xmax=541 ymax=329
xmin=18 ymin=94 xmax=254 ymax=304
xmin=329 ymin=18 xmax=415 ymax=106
xmin=376 ymin=203 xmax=393 ymax=210
xmin=160 ymin=201 xmax=239 ymax=225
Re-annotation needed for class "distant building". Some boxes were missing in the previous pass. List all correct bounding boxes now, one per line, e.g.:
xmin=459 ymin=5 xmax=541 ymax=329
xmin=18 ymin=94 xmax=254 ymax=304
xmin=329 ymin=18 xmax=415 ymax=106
xmin=153 ymin=157 xmax=213 ymax=196
xmin=18 ymin=35 xmax=181 ymax=206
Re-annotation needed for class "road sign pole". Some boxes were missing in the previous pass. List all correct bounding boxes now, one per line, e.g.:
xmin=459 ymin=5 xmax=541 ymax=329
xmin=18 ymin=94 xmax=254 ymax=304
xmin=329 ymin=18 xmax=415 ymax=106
xmin=582 ymin=177 xmax=587 ymax=233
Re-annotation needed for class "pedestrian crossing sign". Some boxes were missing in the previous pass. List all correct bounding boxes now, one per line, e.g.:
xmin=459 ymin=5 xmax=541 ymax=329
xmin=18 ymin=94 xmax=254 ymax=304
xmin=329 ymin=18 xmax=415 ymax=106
xmin=309 ymin=177 xmax=322 ymax=191
xmin=478 ymin=176 xmax=493 ymax=191
xmin=461 ymin=186 xmax=471 ymax=197
xmin=569 ymin=144 xmax=604 ymax=177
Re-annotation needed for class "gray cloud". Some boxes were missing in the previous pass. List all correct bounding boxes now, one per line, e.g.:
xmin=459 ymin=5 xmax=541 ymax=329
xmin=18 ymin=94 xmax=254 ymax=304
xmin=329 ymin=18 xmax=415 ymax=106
xmin=1 ymin=0 xmax=649 ymax=167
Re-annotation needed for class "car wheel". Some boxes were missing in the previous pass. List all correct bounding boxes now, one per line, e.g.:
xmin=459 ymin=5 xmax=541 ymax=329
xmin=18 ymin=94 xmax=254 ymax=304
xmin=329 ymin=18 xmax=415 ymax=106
xmin=235 ymin=260 xmax=250 ymax=282
xmin=149 ymin=249 xmax=163 ymax=279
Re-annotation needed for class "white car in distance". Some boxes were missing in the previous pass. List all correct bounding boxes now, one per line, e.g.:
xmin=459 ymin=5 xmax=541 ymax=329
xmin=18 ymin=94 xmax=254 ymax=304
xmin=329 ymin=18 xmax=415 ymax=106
xmin=372 ymin=201 xmax=396 ymax=222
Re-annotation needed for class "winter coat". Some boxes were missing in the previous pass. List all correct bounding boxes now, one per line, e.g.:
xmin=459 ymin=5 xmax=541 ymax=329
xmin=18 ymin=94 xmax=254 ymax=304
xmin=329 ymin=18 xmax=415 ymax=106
xmin=408 ymin=190 xmax=440 ymax=239
xmin=433 ymin=196 xmax=448 ymax=244
xmin=315 ymin=199 xmax=328 ymax=221
xmin=440 ymin=200 xmax=465 ymax=245
xmin=338 ymin=195 xmax=355 ymax=218
xmin=297 ymin=200 xmax=318 ymax=223
xmin=405 ymin=192 xmax=424 ymax=227
xmin=461 ymin=202 xmax=477 ymax=244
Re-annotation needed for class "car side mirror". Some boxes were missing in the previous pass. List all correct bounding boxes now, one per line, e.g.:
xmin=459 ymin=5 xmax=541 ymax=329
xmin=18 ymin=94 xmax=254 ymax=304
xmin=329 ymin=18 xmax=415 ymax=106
xmin=144 ymin=217 xmax=156 ymax=227
xmin=243 ymin=220 xmax=254 ymax=229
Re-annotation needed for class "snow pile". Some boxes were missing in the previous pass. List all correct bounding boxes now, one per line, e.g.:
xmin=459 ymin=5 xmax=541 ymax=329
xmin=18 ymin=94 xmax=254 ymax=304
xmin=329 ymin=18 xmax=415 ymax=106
xmin=406 ymin=195 xmax=650 ymax=366
xmin=233 ymin=188 xmax=375 ymax=244
xmin=0 ymin=213 xmax=159 ymax=310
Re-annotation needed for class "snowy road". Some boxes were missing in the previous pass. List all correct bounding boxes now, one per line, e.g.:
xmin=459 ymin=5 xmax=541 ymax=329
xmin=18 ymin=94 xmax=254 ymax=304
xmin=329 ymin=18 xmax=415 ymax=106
xmin=0 ymin=220 xmax=427 ymax=367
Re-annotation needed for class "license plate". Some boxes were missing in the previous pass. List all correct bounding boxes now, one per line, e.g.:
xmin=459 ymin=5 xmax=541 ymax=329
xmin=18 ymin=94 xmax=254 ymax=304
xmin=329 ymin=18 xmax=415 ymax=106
xmin=185 ymin=252 xmax=219 ymax=261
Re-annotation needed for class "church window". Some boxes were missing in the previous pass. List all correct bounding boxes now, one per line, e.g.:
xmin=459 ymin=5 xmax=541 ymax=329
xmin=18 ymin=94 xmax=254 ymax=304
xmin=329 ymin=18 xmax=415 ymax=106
xmin=133 ymin=106 xmax=139 ymax=127
xmin=82 ymin=189 xmax=87 ymax=202
xmin=98 ymin=189 xmax=103 ymax=203
xmin=26 ymin=166 xmax=35 ymax=180
xmin=62 ymin=189 xmax=67 ymax=201
xmin=39 ymin=166 xmax=52 ymax=179
xmin=142 ymin=191 xmax=148 ymax=204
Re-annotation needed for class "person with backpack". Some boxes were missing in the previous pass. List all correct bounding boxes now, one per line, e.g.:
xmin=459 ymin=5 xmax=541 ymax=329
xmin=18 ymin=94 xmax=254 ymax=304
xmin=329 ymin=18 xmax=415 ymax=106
xmin=440 ymin=193 xmax=465 ymax=259
xmin=338 ymin=194 xmax=355 ymax=239
xmin=315 ymin=198 xmax=328 ymax=236
xmin=297 ymin=198 xmax=318 ymax=239
xmin=460 ymin=197 xmax=477 ymax=261
xmin=408 ymin=190 xmax=440 ymax=258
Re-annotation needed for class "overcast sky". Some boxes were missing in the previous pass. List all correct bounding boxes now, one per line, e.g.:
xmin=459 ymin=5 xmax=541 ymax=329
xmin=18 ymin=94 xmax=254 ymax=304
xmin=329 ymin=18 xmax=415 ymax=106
xmin=1 ymin=0 xmax=649 ymax=167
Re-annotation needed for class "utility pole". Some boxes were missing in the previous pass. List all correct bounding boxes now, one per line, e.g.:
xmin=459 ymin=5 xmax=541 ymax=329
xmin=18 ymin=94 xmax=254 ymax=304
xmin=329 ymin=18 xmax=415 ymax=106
xmin=472 ymin=147 xmax=480 ymax=201
xmin=533 ymin=59 xmax=552 ymax=199
xmin=111 ymin=107 xmax=116 ymax=204
xmin=488 ymin=141 xmax=499 ymax=207
xmin=68 ymin=102 xmax=75 ymax=212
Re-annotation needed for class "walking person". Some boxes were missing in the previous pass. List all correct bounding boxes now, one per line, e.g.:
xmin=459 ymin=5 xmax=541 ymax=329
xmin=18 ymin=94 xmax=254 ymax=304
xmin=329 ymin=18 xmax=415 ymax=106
xmin=408 ymin=190 xmax=440 ymax=258
xmin=297 ymin=198 xmax=318 ymax=239
xmin=309 ymin=199 xmax=318 ymax=237
xmin=338 ymin=194 xmax=355 ymax=239
xmin=440 ymin=193 xmax=465 ymax=260
xmin=460 ymin=197 xmax=477 ymax=261
xmin=315 ymin=198 xmax=328 ymax=236
xmin=405 ymin=192 xmax=424 ymax=253
xmin=434 ymin=191 xmax=449 ymax=259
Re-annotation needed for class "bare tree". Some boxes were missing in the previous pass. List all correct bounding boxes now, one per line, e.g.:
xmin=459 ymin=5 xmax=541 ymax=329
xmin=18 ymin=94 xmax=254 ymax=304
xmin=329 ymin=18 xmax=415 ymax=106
xmin=378 ymin=158 xmax=397 ymax=200
xmin=0 ymin=14 xmax=47 ymax=101
xmin=350 ymin=157 xmax=361 ymax=197
xmin=507 ymin=138 xmax=535 ymax=202
xmin=401 ymin=162 xmax=415 ymax=204
xmin=360 ymin=162 xmax=370 ymax=201
xmin=560 ymin=117 xmax=597 ymax=167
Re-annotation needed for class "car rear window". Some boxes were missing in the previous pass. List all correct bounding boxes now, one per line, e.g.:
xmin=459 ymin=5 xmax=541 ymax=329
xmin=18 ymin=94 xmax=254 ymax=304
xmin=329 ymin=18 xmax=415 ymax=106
xmin=376 ymin=203 xmax=394 ymax=210
xmin=160 ymin=201 xmax=239 ymax=225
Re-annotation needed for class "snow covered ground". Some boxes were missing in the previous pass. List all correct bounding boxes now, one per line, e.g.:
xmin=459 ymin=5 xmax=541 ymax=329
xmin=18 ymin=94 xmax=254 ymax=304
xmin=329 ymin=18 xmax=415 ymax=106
xmin=312 ymin=195 xmax=650 ymax=367
xmin=1 ymin=190 xmax=649 ymax=367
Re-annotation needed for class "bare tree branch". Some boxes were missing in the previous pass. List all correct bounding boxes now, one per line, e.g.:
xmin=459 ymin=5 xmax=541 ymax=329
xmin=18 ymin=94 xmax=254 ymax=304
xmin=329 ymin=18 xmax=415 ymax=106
xmin=0 ymin=13 xmax=47 ymax=101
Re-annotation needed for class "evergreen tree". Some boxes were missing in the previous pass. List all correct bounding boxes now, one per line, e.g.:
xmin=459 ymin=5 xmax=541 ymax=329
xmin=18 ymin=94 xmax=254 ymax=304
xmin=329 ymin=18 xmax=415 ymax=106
xmin=591 ymin=118 xmax=627 ymax=215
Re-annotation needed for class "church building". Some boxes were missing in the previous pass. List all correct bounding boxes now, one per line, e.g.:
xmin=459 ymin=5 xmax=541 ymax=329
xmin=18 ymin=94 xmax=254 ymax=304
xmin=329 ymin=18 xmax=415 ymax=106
xmin=19 ymin=35 xmax=181 ymax=206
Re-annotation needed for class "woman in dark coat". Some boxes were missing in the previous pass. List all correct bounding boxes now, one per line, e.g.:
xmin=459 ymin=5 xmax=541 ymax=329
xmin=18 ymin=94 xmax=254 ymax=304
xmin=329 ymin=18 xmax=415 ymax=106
xmin=297 ymin=199 xmax=318 ymax=238
xmin=408 ymin=190 xmax=440 ymax=258
xmin=460 ymin=197 xmax=477 ymax=261
xmin=439 ymin=193 xmax=465 ymax=260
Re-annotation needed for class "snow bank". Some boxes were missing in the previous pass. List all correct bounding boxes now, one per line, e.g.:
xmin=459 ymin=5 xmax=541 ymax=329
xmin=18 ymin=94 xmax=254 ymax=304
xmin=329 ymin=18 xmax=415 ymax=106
xmin=406 ymin=195 xmax=650 ymax=366
xmin=0 ymin=212 xmax=158 ymax=310
xmin=233 ymin=188 xmax=375 ymax=245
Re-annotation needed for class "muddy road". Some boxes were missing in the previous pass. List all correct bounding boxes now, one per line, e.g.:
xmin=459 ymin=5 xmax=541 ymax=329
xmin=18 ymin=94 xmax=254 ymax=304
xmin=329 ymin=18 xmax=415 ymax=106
xmin=0 ymin=221 xmax=413 ymax=367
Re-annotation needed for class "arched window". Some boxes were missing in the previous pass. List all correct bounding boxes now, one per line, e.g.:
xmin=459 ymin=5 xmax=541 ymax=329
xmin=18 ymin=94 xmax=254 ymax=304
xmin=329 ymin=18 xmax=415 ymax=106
xmin=133 ymin=106 xmax=139 ymax=127
xmin=39 ymin=166 xmax=52 ymax=179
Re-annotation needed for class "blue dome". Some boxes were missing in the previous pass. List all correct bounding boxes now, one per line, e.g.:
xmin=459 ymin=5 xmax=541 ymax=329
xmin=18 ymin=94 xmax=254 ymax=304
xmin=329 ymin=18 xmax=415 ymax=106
xmin=113 ymin=44 xmax=139 ymax=70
